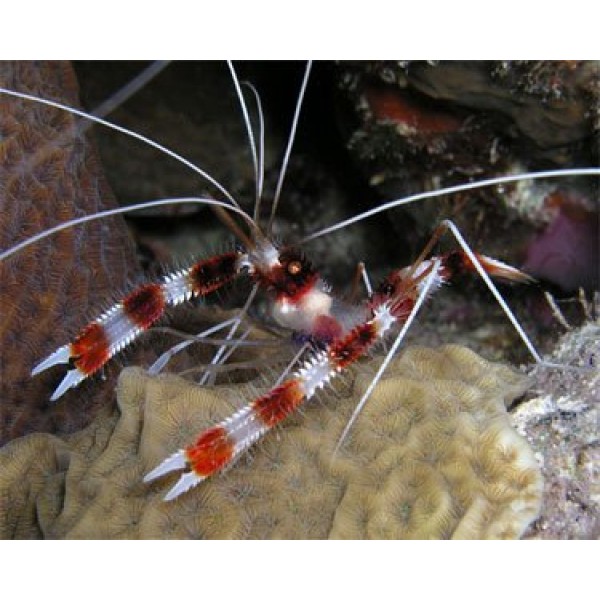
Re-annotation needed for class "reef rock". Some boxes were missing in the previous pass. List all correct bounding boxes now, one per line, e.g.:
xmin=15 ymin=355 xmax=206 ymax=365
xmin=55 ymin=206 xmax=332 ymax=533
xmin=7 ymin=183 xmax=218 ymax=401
xmin=0 ymin=345 xmax=542 ymax=539
xmin=516 ymin=320 xmax=600 ymax=539
xmin=336 ymin=61 xmax=599 ymax=290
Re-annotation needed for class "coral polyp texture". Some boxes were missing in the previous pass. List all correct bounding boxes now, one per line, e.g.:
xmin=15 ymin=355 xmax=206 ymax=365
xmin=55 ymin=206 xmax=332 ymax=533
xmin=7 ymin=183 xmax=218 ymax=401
xmin=0 ymin=61 xmax=140 ymax=443
xmin=0 ymin=345 xmax=542 ymax=539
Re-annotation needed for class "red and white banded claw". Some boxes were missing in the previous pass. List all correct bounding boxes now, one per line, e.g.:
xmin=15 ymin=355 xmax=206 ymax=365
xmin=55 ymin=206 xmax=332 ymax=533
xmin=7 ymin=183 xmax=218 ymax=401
xmin=31 ymin=345 xmax=87 ymax=401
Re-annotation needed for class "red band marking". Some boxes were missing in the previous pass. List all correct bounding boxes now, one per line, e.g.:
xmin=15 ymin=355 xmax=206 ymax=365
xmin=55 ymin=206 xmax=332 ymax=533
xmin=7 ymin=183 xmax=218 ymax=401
xmin=256 ymin=248 xmax=318 ymax=305
xmin=389 ymin=297 xmax=415 ymax=322
xmin=188 ymin=252 xmax=239 ymax=296
xmin=441 ymin=250 xmax=532 ymax=284
xmin=71 ymin=322 xmax=110 ymax=375
xmin=328 ymin=322 xmax=378 ymax=370
xmin=252 ymin=379 xmax=305 ymax=428
xmin=186 ymin=426 xmax=235 ymax=477
xmin=122 ymin=283 xmax=166 ymax=329
xmin=274 ymin=269 xmax=319 ymax=304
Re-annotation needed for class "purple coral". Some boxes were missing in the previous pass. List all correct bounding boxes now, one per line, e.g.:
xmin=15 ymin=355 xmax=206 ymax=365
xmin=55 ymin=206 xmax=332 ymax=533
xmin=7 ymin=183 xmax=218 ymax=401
xmin=522 ymin=192 xmax=598 ymax=292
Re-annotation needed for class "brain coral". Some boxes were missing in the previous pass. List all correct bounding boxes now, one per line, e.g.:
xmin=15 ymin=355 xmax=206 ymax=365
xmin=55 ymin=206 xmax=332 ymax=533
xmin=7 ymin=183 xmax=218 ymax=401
xmin=0 ymin=345 xmax=542 ymax=539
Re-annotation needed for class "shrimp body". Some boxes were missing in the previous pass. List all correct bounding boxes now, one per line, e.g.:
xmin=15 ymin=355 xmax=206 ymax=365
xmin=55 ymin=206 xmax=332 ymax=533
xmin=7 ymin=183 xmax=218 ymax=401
xmin=145 ymin=246 xmax=535 ymax=501
xmin=1 ymin=61 xmax=598 ymax=503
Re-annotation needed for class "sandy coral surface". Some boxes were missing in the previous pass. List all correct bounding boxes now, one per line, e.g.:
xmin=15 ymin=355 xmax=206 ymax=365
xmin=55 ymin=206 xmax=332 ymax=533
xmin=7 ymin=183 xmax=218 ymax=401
xmin=0 ymin=345 xmax=542 ymax=539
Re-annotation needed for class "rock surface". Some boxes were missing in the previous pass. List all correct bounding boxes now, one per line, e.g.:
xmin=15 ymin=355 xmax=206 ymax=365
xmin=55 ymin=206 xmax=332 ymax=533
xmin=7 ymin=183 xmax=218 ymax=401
xmin=516 ymin=321 xmax=599 ymax=539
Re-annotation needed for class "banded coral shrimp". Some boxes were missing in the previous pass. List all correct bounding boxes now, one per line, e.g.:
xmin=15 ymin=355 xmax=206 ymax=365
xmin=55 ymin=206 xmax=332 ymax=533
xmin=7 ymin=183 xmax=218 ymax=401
xmin=1 ymin=62 xmax=600 ymax=516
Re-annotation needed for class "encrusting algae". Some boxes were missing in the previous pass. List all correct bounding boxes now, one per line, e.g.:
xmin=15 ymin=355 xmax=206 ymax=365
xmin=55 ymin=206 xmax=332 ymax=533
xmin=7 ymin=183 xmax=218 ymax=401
xmin=0 ymin=345 xmax=542 ymax=539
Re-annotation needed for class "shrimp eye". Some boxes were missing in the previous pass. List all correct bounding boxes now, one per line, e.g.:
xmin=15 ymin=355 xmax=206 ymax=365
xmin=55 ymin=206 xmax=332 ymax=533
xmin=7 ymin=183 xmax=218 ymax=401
xmin=378 ymin=280 xmax=395 ymax=296
xmin=288 ymin=261 xmax=303 ymax=276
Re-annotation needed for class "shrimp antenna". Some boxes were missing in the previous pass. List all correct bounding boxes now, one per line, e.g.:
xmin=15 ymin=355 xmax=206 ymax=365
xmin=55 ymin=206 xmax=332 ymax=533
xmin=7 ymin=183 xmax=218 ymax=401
xmin=0 ymin=85 xmax=241 ymax=209
xmin=267 ymin=60 xmax=313 ymax=234
xmin=0 ymin=197 xmax=256 ymax=262
xmin=227 ymin=62 xmax=262 ymax=206
xmin=300 ymin=168 xmax=600 ymax=243
xmin=240 ymin=81 xmax=266 ymax=221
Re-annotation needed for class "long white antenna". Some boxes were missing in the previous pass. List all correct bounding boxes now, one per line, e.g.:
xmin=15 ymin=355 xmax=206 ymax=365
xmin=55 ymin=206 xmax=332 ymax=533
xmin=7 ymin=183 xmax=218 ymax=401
xmin=268 ymin=61 xmax=313 ymax=233
xmin=227 ymin=61 xmax=260 ymax=204
xmin=0 ymin=86 xmax=240 ymax=209
xmin=241 ymin=81 xmax=266 ymax=220
xmin=0 ymin=196 xmax=256 ymax=262
xmin=301 ymin=168 xmax=600 ymax=243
